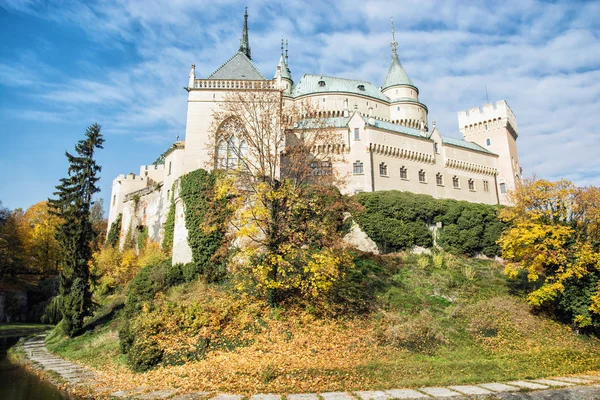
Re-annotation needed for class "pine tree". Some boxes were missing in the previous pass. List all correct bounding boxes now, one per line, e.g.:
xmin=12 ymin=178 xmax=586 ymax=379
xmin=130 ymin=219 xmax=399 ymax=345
xmin=49 ymin=123 xmax=104 ymax=336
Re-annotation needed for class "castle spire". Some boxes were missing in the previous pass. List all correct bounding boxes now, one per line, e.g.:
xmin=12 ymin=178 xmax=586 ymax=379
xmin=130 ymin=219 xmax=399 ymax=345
xmin=383 ymin=16 xmax=414 ymax=89
xmin=390 ymin=17 xmax=398 ymax=58
xmin=285 ymin=39 xmax=289 ymax=66
xmin=239 ymin=7 xmax=251 ymax=59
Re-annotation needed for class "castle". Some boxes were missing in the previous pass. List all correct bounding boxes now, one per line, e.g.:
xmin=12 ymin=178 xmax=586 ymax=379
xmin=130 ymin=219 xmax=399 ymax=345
xmin=107 ymin=10 xmax=522 ymax=263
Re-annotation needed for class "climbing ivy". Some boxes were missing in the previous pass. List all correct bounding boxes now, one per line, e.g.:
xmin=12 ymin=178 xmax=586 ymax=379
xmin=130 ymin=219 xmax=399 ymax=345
xmin=106 ymin=213 xmax=122 ymax=248
xmin=137 ymin=225 xmax=149 ymax=251
xmin=180 ymin=169 xmax=231 ymax=283
xmin=161 ymin=184 xmax=176 ymax=254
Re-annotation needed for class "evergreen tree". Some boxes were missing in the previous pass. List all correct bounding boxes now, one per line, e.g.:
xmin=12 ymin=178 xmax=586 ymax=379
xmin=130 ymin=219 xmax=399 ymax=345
xmin=49 ymin=123 xmax=104 ymax=336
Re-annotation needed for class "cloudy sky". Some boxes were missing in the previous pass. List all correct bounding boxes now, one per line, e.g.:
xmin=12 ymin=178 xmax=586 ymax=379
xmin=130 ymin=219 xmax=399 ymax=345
xmin=1 ymin=0 xmax=599 ymax=212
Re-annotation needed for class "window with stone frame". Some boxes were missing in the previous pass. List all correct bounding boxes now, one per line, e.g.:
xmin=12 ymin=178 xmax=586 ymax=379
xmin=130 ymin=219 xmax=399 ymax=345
xmin=468 ymin=179 xmax=475 ymax=191
xmin=379 ymin=162 xmax=388 ymax=177
xmin=354 ymin=128 xmax=360 ymax=141
xmin=400 ymin=166 xmax=408 ymax=180
xmin=436 ymin=173 xmax=443 ymax=186
xmin=418 ymin=169 xmax=426 ymax=183
xmin=216 ymin=119 xmax=248 ymax=170
xmin=453 ymin=176 xmax=460 ymax=188
xmin=353 ymin=161 xmax=364 ymax=175
xmin=483 ymin=180 xmax=489 ymax=192
xmin=500 ymin=183 xmax=506 ymax=193
xmin=310 ymin=160 xmax=332 ymax=176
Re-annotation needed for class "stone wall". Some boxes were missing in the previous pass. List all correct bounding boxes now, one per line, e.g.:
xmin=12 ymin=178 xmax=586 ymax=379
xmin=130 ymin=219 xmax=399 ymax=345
xmin=0 ymin=291 xmax=28 ymax=322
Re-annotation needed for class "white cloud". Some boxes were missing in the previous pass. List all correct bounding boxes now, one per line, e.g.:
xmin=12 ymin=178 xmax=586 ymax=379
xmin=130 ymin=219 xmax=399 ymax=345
xmin=1 ymin=0 xmax=599 ymax=188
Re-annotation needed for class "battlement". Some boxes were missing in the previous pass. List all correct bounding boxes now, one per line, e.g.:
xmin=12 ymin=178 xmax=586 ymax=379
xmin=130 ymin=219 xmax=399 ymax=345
xmin=113 ymin=173 xmax=146 ymax=185
xmin=141 ymin=164 xmax=165 ymax=172
xmin=458 ymin=100 xmax=518 ymax=138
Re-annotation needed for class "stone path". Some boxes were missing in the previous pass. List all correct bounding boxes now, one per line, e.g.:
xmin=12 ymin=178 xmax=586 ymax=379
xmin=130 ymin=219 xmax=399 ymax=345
xmin=21 ymin=335 xmax=600 ymax=399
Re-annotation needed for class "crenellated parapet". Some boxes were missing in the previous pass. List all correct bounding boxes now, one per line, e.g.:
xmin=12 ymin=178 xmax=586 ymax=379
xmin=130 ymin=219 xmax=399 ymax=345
xmin=458 ymin=100 xmax=518 ymax=140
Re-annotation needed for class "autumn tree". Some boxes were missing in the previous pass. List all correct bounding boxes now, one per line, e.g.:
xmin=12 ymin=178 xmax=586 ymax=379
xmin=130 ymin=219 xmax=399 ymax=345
xmin=49 ymin=123 xmax=104 ymax=336
xmin=499 ymin=177 xmax=600 ymax=331
xmin=90 ymin=198 xmax=107 ymax=252
xmin=22 ymin=201 xmax=62 ymax=274
xmin=0 ymin=201 xmax=25 ymax=277
xmin=208 ymin=90 xmax=353 ymax=306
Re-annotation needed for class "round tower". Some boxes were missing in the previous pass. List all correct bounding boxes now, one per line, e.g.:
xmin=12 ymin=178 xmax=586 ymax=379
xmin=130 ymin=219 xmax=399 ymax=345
xmin=383 ymin=18 xmax=428 ymax=130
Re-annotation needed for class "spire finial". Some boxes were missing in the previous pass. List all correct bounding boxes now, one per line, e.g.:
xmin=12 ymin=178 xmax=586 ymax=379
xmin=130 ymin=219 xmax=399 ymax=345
xmin=281 ymin=38 xmax=284 ymax=57
xmin=390 ymin=17 xmax=398 ymax=58
xmin=239 ymin=7 xmax=251 ymax=59
xmin=285 ymin=39 xmax=289 ymax=65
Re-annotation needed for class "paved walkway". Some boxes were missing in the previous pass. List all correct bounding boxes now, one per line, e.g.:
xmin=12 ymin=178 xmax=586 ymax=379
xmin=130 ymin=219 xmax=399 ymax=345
xmin=21 ymin=335 xmax=600 ymax=400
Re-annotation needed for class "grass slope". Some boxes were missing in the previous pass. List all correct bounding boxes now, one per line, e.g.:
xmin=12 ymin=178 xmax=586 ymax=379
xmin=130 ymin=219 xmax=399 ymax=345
xmin=46 ymin=254 xmax=600 ymax=394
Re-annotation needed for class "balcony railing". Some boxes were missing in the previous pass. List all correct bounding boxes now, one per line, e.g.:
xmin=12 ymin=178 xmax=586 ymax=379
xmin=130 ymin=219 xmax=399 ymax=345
xmin=193 ymin=79 xmax=277 ymax=90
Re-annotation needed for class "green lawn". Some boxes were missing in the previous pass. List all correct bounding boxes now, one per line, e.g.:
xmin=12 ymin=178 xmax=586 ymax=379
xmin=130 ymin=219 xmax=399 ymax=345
xmin=0 ymin=323 xmax=53 ymax=336
xmin=44 ymin=254 xmax=600 ymax=394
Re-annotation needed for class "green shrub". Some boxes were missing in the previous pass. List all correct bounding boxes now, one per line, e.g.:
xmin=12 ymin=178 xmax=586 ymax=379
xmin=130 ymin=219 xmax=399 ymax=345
xmin=352 ymin=191 xmax=505 ymax=256
xmin=127 ymin=337 xmax=164 ymax=372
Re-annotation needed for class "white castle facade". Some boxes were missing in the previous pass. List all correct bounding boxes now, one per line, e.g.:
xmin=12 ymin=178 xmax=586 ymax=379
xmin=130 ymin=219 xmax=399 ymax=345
xmin=107 ymin=10 xmax=522 ymax=263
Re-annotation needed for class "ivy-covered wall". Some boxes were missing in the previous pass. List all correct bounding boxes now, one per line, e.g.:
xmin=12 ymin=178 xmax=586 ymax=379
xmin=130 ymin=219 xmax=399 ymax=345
xmin=177 ymin=169 xmax=232 ymax=282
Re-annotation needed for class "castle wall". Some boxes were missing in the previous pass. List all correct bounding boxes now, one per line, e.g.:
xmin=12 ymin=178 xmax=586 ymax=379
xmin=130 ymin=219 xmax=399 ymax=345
xmin=458 ymin=100 xmax=521 ymax=204
xmin=339 ymin=115 xmax=499 ymax=204
xmin=107 ymin=173 xmax=147 ymax=234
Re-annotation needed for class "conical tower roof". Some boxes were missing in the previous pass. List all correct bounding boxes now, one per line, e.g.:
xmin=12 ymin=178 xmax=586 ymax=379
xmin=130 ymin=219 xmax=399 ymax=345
xmin=274 ymin=40 xmax=292 ymax=81
xmin=383 ymin=18 xmax=414 ymax=90
xmin=383 ymin=54 xmax=414 ymax=89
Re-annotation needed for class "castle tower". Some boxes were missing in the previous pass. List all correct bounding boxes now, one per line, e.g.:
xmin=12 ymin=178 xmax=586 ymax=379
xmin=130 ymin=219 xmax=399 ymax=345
xmin=274 ymin=39 xmax=293 ymax=95
xmin=458 ymin=100 xmax=522 ymax=205
xmin=382 ymin=18 xmax=428 ymax=130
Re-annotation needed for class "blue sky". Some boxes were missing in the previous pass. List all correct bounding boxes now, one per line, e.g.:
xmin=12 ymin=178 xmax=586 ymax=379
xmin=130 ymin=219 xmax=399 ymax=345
xmin=1 ymin=0 xmax=599 ymax=214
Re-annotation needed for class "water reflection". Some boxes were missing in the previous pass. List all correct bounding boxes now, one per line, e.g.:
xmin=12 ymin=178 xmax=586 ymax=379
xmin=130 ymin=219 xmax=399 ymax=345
xmin=0 ymin=335 xmax=73 ymax=400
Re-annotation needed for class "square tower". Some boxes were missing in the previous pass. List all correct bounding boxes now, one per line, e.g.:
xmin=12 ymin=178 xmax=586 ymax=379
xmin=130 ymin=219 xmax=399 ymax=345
xmin=458 ymin=100 xmax=522 ymax=205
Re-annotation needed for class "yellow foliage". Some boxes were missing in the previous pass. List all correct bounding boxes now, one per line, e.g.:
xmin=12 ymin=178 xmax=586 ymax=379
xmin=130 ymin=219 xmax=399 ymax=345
xmin=499 ymin=177 xmax=600 ymax=326
xmin=137 ymin=241 xmax=169 ymax=269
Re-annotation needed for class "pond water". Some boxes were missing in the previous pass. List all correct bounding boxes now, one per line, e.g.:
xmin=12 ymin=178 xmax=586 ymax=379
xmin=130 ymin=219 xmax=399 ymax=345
xmin=0 ymin=335 xmax=73 ymax=400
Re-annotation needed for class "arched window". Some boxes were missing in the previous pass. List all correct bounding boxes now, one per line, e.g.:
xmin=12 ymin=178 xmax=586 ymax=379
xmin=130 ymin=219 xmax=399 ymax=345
xmin=453 ymin=176 xmax=460 ymax=188
xmin=436 ymin=173 xmax=443 ymax=186
xmin=418 ymin=170 xmax=426 ymax=183
xmin=216 ymin=119 xmax=246 ymax=170
xmin=486 ymin=138 xmax=491 ymax=146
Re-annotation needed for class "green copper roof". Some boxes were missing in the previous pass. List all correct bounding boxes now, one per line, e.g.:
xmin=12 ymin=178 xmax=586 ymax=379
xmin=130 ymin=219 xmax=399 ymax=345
xmin=275 ymin=55 xmax=293 ymax=81
xmin=208 ymin=51 xmax=266 ymax=80
xmin=292 ymin=74 xmax=389 ymax=101
xmin=383 ymin=54 xmax=414 ymax=89
xmin=367 ymin=119 xmax=426 ymax=138
xmin=442 ymin=136 xmax=496 ymax=155
xmin=295 ymin=116 xmax=350 ymax=129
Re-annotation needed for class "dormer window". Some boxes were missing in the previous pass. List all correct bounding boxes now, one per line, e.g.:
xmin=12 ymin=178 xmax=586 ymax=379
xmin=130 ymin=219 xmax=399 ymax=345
xmin=357 ymin=84 xmax=365 ymax=91
xmin=318 ymin=80 xmax=326 ymax=87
